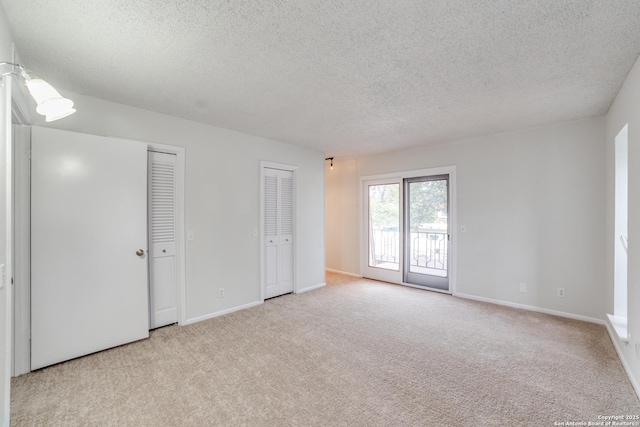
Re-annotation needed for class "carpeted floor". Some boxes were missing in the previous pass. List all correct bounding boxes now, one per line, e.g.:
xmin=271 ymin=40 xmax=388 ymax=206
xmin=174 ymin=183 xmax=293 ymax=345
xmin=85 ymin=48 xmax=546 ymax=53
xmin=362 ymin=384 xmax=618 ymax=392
xmin=11 ymin=272 xmax=640 ymax=426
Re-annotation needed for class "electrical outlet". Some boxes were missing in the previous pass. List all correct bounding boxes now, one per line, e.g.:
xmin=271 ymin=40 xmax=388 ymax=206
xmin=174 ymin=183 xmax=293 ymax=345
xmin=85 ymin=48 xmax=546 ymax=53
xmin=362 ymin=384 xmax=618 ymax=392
xmin=557 ymin=288 xmax=566 ymax=298
xmin=518 ymin=282 xmax=527 ymax=293
xmin=218 ymin=288 xmax=224 ymax=298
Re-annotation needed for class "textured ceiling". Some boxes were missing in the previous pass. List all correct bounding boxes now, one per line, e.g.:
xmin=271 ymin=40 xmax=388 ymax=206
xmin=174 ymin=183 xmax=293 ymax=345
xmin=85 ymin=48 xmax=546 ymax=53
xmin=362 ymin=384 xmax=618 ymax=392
xmin=2 ymin=0 xmax=640 ymax=157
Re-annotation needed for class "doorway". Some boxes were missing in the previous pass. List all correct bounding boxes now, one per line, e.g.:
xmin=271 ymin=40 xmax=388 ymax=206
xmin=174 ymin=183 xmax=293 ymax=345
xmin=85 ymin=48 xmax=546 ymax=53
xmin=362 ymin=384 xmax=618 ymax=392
xmin=148 ymin=150 xmax=179 ymax=329
xmin=361 ymin=167 xmax=456 ymax=293
xmin=12 ymin=127 xmax=186 ymax=374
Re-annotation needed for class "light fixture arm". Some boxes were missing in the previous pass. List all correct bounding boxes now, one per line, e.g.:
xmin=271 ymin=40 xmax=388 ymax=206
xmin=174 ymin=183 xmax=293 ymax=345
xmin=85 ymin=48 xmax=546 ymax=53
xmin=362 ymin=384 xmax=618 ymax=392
xmin=0 ymin=61 xmax=31 ymax=81
xmin=325 ymin=157 xmax=334 ymax=170
xmin=1 ymin=61 xmax=76 ymax=122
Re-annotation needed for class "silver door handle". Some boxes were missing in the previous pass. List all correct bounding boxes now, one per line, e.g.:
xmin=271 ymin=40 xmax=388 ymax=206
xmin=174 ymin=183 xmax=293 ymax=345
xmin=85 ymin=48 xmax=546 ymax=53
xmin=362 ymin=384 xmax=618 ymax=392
xmin=136 ymin=249 xmax=144 ymax=256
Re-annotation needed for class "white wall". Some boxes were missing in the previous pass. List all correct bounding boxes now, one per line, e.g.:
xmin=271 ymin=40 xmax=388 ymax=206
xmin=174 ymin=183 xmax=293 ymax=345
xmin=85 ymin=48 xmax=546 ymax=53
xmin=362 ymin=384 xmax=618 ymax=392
xmin=605 ymin=54 xmax=640 ymax=394
xmin=31 ymin=92 xmax=326 ymax=321
xmin=326 ymin=117 xmax=606 ymax=320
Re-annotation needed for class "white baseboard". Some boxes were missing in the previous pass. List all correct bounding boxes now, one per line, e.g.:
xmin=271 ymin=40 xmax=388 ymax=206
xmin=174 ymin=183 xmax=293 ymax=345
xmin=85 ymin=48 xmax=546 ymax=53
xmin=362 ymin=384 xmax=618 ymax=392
xmin=297 ymin=283 xmax=326 ymax=294
xmin=605 ymin=321 xmax=640 ymax=400
xmin=183 ymin=300 xmax=263 ymax=325
xmin=454 ymin=292 xmax=605 ymax=325
xmin=325 ymin=268 xmax=361 ymax=278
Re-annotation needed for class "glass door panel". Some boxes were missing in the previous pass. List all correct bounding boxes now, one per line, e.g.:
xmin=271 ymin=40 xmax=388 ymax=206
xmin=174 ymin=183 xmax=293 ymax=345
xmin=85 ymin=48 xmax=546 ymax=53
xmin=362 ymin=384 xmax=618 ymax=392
xmin=404 ymin=176 xmax=449 ymax=291
xmin=368 ymin=183 xmax=400 ymax=271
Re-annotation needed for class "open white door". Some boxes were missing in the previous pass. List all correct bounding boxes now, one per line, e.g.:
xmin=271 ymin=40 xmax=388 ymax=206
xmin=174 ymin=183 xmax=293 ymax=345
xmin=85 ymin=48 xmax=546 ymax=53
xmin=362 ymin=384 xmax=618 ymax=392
xmin=31 ymin=126 xmax=149 ymax=370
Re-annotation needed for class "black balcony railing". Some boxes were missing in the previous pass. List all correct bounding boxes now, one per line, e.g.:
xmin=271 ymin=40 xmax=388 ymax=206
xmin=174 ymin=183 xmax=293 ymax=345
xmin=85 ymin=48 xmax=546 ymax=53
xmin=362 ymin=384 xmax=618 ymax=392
xmin=410 ymin=230 xmax=447 ymax=271
xmin=370 ymin=228 xmax=447 ymax=272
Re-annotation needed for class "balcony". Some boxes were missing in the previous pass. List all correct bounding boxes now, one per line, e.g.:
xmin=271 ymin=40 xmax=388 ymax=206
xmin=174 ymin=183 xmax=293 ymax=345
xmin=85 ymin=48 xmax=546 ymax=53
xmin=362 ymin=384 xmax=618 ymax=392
xmin=369 ymin=226 xmax=448 ymax=277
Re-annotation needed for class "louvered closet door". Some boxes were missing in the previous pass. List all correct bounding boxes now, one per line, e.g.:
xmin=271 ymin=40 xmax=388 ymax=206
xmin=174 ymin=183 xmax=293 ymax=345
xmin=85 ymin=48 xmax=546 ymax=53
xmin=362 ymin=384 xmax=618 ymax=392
xmin=148 ymin=151 xmax=178 ymax=328
xmin=264 ymin=168 xmax=294 ymax=299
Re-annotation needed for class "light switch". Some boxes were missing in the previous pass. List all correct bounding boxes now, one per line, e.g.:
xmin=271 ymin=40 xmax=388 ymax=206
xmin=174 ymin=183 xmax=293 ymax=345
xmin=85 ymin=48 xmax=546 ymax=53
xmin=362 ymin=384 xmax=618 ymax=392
xmin=187 ymin=231 xmax=194 ymax=241
xmin=253 ymin=228 xmax=259 ymax=237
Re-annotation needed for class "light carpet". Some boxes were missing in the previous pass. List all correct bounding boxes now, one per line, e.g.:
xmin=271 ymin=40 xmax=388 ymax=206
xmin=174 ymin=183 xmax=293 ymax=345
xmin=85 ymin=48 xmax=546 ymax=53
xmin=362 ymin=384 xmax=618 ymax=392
xmin=11 ymin=272 xmax=640 ymax=426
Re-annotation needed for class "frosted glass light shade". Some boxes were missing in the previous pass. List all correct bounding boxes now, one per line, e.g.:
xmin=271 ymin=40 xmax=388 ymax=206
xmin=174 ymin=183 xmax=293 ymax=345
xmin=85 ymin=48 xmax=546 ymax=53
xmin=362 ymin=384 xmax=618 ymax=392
xmin=25 ymin=78 xmax=76 ymax=122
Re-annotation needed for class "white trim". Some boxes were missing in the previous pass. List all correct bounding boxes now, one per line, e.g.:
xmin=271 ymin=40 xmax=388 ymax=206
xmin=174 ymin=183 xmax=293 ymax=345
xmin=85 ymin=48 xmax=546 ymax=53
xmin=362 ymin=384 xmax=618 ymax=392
xmin=604 ymin=321 xmax=640 ymax=400
xmin=261 ymin=161 xmax=299 ymax=172
xmin=359 ymin=166 xmax=456 ymax=183
xmin=183 ymin=301 xmax=263 ymax=326
xmin=297 ymin=283 xmax=326 ymax=294
xmin=325 ymin=268 xmax=361 ymax=278
xmin=10 ymin=79 xmax=30 ymax=126
xmin=454 ymin=292 xmax=605 ymax=325
xmin=359 ymin=165 xmax=457 ymax=294
xmin=1 ymin=72 xmax=13 ymax=427
xmin=260 ymin=161 xmax=298 ymax=301
xmin=146 ymin=143 xmax=187 ymax=326
xmin=606 ymin=313 xmax=628 ymax=342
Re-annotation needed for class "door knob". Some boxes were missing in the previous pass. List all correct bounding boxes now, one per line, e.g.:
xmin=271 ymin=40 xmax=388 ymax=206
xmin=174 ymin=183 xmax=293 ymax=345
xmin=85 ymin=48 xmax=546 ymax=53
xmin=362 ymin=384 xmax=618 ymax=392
xmin=162 ymin=249 xmax=166 ymax=253
xmin=136 ymin=249 xmax=144 ymax=256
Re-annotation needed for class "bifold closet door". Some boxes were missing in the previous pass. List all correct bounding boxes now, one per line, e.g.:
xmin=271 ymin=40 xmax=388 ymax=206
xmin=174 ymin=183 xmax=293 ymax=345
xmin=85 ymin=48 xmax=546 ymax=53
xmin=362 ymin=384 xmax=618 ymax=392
xmin=264 ymin=168 xmax=294 ymax=299
xmin=31 ymin=126 xmax=149 ymax=370
xmin=148 ymin=151 xmax=178 ymax=329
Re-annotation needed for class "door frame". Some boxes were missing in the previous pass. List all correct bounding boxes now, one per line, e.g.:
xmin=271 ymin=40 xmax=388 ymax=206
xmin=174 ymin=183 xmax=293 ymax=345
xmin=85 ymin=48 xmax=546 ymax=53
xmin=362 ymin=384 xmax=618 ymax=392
xmin=146 ymin=143 xmax=187 ymax=328
xmin=12 ymin=135 xmax=186 ymax=374
xmin=360 ymin=165 xmax=457 ymax=294
xmin=260 ymin=161 xmax=298 ymax=302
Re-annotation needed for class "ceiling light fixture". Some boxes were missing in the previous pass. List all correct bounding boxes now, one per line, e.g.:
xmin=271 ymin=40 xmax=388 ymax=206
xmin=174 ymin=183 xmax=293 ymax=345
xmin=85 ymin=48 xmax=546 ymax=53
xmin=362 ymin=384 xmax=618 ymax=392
xmin=1 ymin=61 xmax=76 ymax=122
xmin=325 ymin=157 xmax=334 ymax=170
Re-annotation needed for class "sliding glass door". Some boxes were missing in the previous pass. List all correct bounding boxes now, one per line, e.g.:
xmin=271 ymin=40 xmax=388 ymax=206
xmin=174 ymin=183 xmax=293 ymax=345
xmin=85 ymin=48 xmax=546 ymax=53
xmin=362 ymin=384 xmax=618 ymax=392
xmin=404 ymin=176 xmax=449 ymax=290
xmin=362 ymin=171 xmax=452 ymax=292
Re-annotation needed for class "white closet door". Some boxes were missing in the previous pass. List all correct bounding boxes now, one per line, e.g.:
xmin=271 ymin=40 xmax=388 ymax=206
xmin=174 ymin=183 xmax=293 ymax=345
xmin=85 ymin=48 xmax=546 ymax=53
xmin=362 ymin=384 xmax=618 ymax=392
xmin=31 ymin=126 xmax=149 ymax=370
xmin=264 ymin=173 xmax=279 ymax=297
xmin=279 ymin=173 xmax=294 ymax=294
xmin=264 ymin=168 xmax=294 ymax=299
xmin=148 ymin=151 xmax=178 ymax=329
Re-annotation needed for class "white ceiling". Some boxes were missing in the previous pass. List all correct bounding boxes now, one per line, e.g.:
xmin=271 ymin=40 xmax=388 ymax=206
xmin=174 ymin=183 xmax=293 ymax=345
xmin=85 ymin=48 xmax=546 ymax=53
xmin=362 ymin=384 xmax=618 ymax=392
xmin=2 ymin=1 xmax=640 ymax=157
